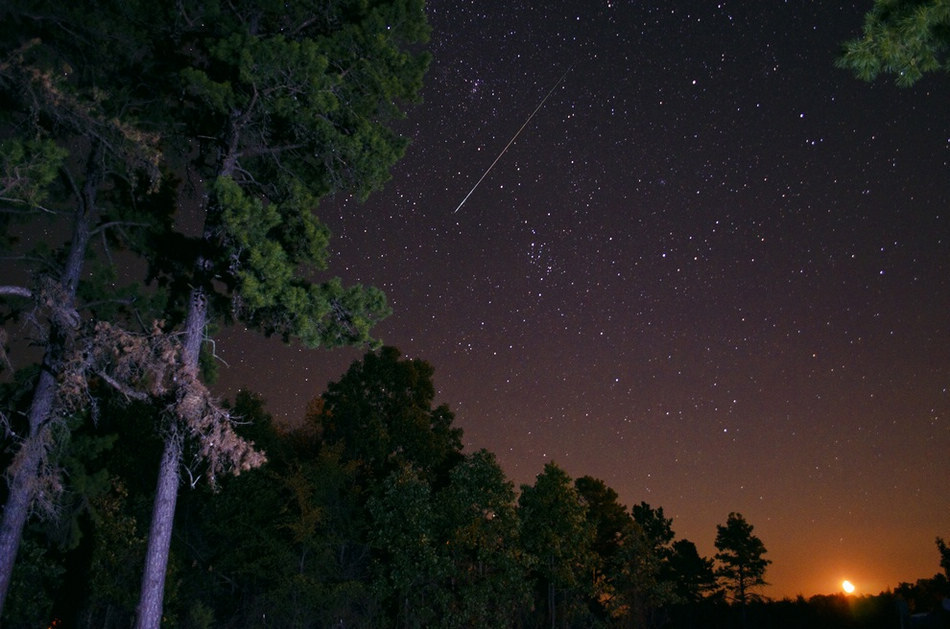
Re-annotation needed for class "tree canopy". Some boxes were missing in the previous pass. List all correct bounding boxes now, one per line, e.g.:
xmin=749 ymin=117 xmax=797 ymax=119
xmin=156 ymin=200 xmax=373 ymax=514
xmin=714 ymin=512 xmax=770 ymax=607
xmin=837 ymin=0 xmax=950 ymax=86
xmin=0 ymin=0 xmax=431 ymax=624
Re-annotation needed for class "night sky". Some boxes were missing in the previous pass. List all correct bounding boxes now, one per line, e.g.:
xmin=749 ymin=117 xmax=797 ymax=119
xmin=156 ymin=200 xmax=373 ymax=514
xmin=215 ymin=1 xmax=950 ymax=599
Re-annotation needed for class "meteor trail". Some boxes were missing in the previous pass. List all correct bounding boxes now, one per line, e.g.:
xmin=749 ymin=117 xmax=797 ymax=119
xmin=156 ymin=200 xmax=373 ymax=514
xmin=453 ymin=65 xmax=573 ymax=213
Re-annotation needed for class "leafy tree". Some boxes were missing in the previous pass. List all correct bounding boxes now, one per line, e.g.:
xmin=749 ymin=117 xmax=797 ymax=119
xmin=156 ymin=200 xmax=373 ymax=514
xmin=518 ymin=462 xmax=595 ymax=629
xmin=439 ymin=449 xmax=529 ymax=626
xmin=318 ymin=346 xmax=463 ymax=483
xmin=0 ymin=1 xmax=430 ymax=626
xmin=714 ymin=512 xmax=770 ymax=608
xmin=129 ymin=3 xmax=430 ymax=623
xmin=837 ymin=0 xmax=950 ymax=86
xmin=4 ymin=534 xmax=64 ymax=628
xmin=79 ymin=478 xmax=148 ymax=629
xmin=368 ymin=464 xmax=445 ymax=629
xmin=619 ymin=502 xmax=679 ymax=628
xmin=0 ymin=0 xmax=166 ymax=610
xmin=574 ymin=476 xmax=635 ymax=623
xmin=168 ymin=391 xmax=289 ymax=627
xmin=575 ymin=476 xmax=632 ymax=565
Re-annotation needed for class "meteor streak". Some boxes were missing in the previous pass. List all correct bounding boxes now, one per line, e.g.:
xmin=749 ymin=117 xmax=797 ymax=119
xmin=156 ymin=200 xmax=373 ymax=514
xmin=453 ymin=65 xmax=573 ymax=213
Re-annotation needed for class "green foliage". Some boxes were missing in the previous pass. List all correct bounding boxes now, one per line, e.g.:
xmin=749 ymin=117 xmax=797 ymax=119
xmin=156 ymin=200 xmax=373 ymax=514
xmin=837 ymin=0 xmax=950 ymax=86
xmin=368 ymin=464 xmax=446 ymax=628
xmin=213 ymin=175 xmax=391 ymax=347
xmin=518 ymin=462 xmax=597 ymax=627
xmin=319 ymin=346 xmax=464 ymax=480
xmin=81 ymin=479 xmax=147 ymax=627
xmin=41 ymin=414 xmax=117 ymax=551
xmin=574 ymin=476 xmax=636 ymax=621
xmin=0 ymin=138 xmax=67 ymax=213
xmin=154 ymin=0 xmax=433 ymax=350
xmin=610 ymin=502 xmax=680 ymax=623
xmin=4 ymin=534 xmax=63 ymax=628
xmin=0 ymin=0 xmax=430 ymax=618
xmin=440 ymin=450 xmax=529 ymax=626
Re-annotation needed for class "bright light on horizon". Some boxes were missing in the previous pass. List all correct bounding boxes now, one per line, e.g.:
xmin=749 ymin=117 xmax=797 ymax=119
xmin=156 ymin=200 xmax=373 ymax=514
xmin=842 ymin=580 xmax=856 ymax=594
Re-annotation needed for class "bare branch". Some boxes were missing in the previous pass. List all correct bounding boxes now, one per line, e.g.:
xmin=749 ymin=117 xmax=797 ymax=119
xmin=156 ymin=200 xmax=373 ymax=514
xmin=89 ymin=220 xmax=151 ymax=237
xmin=0 ymin=286 xmax=32 ymax=298
xmin=95 ymin=370 xmax=149 ymax=402
xmin=0 ymin=197 xmax=58 ymax=214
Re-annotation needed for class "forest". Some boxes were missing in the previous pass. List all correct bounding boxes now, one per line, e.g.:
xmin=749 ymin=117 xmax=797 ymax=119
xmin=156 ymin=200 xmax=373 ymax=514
xmin=1 ymin=347 xmax=949 ymax=628
xmin=1 ymin=0 xmax=949 ymax=627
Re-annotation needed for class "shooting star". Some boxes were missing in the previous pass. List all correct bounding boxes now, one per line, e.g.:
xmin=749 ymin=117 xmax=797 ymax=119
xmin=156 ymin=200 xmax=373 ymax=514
xmin=453 ymin=65 xmax=573 ymax=214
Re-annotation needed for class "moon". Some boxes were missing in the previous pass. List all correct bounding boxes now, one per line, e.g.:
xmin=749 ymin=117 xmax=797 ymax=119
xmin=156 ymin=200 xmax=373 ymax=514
xmin=842 ymin=580 xmax=856 ymax=594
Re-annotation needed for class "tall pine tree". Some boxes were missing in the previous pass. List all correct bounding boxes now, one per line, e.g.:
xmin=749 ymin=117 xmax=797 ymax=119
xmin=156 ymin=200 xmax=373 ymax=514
xmin=0 ymin=1 xmax=430 ymax=625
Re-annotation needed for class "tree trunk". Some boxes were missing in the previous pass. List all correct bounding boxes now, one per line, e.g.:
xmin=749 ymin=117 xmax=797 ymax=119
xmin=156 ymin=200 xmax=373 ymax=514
xmin=0 ymin=144 xmax=99 ymax=619
xmin=134 ymin=287 xmax=207 ymax=629
xmin=133 ymin=115 xmax=233 ymax=627
xmin=0 ymin=369 xmax=57 ymax=612
xmin=134 ymin=424 xmax=183 ymax=629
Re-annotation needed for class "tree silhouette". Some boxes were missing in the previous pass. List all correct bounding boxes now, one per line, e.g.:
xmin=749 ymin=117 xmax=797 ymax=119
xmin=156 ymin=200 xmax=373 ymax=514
xmin=714 ymin=512 xmax=770 ymax=609
xmin=937 ymin=537 xmax=950 ymax=580
xmin=669 ymin=539 xmax=717 ymax=604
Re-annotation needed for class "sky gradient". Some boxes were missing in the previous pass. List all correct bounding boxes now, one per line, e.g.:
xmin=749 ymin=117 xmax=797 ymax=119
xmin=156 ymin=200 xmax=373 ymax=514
xmin=215 ymin=1 xmax=950 ymax=599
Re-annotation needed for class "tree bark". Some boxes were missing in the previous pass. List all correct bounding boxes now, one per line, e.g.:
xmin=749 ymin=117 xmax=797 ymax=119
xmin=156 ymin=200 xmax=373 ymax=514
xmin=134 ymin=424 xmax=183 ymax=629
xmin=0 ymin=369 xmax=57 ymax=612
xmin=133 ymin=286 xmax=208 ymax=629
xmin=133 ymin=106 xmax=237 ymax=629
xmin=133 ymin=237 xmax=211 ymax=628
xmin=0 ymin=143 xmax=100 ymax=619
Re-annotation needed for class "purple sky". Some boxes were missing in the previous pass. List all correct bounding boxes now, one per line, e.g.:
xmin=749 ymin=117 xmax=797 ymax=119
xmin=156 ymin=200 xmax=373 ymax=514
xmin=215 ymin=1 xmax=950 ymax=598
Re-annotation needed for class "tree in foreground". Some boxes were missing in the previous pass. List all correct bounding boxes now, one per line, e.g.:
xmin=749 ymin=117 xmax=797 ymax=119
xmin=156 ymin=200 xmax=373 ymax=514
xmin=714 ymin=512 xmax=770 ymax=610
xmin=837 ymin=0 xmax=950 ymax=86
xmin=0 ymin=1 xmax=430 ymax=626
xmin=0 ymin=0 xmax=167 ymax=614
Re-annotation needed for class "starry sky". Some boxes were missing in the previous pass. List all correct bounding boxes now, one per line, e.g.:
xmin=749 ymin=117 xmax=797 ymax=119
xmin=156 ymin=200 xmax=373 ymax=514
xmin=215 ymin=1 xmax=950 ymax=599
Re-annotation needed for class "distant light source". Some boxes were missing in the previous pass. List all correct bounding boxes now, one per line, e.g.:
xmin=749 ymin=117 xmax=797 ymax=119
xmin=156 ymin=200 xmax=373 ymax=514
xmin=842 ymin=580 xmax=855 ymax=594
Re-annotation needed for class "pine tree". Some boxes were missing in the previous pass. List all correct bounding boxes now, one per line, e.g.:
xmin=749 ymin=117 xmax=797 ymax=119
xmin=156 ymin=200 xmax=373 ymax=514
xmin=714 ymin=512 xmax=770 ymax=607
xmin=837 ymin=0 xmax=950 ymax=86
xmin=0 ymin=1 xmax=431 ymax=625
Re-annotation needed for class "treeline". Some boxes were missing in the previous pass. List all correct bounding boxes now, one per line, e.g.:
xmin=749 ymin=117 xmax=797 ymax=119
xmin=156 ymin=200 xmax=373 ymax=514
xmin=4 ymin=346 xmax=944 ymax=628
xmin=0 ymin=347 xmax=733 ymax=627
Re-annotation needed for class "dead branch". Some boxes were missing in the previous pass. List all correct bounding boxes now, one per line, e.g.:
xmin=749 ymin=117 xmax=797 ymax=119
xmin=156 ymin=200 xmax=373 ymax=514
xmin=60 ymin=320 xmax=266 ymax=486
xmin=0 ymin=286 xmax=31 ymax=298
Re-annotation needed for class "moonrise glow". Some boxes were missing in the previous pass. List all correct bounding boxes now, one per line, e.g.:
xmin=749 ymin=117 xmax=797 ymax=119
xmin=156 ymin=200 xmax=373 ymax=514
xmin=215 ymin=1 xmax=950 ymax=599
